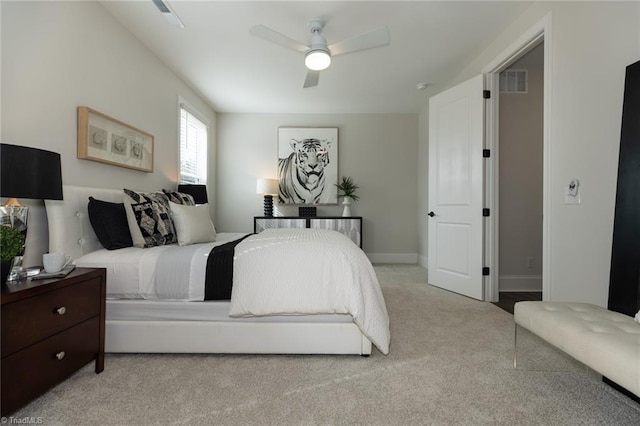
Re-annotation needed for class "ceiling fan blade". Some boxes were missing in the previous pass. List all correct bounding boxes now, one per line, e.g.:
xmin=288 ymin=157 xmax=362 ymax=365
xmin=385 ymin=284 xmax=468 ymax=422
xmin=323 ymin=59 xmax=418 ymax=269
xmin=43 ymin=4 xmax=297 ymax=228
xmin=250 ymin=25 xmax=308 ymax=53
xmin=329 ymin=26 xmax=390 ymax=56
xmin=303 ymin=70 xmax=320 ymax=88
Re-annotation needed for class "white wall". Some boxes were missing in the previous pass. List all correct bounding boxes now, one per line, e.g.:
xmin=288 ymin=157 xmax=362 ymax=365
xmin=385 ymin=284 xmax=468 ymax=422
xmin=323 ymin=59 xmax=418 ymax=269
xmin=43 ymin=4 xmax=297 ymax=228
xmin=216 ymin=113 xmax=419 ymax=261
xmin=1 ymin=1 xmax=216 ymax=265
xmin=417 ymin=103 xmax=429 ymax=268
xmin=418 ymin=1 xmax=640 ymax=306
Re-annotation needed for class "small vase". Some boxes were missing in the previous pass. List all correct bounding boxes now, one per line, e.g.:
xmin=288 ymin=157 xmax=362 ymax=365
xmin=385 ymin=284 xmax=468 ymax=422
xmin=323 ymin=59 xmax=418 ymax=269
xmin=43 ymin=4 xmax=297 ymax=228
xmin=341 ymin=196 xmax=352 ymax=217
xmin=5 ymin=256 xmax=24 ymax=282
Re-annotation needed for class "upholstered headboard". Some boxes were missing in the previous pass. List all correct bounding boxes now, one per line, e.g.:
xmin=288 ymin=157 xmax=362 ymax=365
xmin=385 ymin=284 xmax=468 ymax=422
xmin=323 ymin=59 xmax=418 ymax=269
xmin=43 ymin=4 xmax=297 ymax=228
xmin=44 ymin=185 xmax=124 ymax=260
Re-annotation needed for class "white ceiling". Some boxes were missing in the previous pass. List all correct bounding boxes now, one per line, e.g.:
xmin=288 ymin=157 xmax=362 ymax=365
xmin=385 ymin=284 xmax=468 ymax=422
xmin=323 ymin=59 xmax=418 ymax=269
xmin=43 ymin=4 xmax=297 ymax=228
xmin=101 ymin=1 xmax=532 ymax=114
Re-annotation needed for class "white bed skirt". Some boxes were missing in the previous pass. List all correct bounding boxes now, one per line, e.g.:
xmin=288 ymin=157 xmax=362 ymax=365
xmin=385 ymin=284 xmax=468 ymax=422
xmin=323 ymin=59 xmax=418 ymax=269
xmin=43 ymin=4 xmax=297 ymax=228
xmin=106 ymin=320 xmax=372 ymax=355
xmin=107 ymin=299 xmax=354 ymax=323
xmin=104 ymin=289 xmax=372 ymax=354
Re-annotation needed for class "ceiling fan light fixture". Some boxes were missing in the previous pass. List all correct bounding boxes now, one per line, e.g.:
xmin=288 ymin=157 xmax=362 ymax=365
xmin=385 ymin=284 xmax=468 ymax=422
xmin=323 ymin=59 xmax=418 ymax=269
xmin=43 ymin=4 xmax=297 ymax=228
xmin=305 ymin=49 xmax=331 ymax=71
xmin=251 ymin=17 xmax=390 ymax=88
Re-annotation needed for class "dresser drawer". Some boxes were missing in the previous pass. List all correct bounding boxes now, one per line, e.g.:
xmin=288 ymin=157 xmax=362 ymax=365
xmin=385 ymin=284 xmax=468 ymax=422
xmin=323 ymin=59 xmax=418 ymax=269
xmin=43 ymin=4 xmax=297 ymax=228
xmin=1 ymin=317 xmax=99 ymax=415
xmin=1 ymin=278 xmax=101 ymax=357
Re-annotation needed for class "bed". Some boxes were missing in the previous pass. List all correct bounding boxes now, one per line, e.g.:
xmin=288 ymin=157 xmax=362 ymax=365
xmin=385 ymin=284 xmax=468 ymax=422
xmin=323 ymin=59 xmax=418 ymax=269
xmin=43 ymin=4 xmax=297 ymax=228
xmin=44 ymin=185 xmax=389 ymax=355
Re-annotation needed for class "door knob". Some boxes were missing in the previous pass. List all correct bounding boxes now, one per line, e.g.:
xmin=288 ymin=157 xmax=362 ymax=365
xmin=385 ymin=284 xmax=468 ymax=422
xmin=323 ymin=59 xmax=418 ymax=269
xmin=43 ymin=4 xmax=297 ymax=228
xmin=428 ymin=211 xmax=435 ymax=217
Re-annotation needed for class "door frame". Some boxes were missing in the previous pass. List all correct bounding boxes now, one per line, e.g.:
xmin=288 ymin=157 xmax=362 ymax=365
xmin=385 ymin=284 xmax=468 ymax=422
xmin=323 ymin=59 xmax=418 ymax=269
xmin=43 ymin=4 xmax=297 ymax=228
xmin=482 ymin=13 xmax=552 ymax=302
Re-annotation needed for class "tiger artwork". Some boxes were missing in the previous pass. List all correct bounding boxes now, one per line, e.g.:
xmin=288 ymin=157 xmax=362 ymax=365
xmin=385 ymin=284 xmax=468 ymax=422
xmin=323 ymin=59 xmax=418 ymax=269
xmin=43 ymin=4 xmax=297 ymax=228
xmin=278 ymin=138 xmax=332 ymax=204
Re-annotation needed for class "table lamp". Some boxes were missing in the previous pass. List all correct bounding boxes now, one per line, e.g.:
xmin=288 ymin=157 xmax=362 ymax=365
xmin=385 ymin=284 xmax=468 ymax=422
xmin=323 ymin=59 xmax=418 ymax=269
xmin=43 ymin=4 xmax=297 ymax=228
xmin=256 ymin=178 xmax=279 ymax=217
xmin=1 ymin=143 xmax=63 ymax=281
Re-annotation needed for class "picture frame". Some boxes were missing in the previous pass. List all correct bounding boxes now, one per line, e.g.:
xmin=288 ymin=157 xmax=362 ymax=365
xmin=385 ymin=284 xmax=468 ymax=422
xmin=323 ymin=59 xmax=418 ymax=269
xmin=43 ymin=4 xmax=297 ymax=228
xmin=77 ymin=106 xmax=154 ymax=173
xmin=278 ymin=127 xmax=338 ymax=205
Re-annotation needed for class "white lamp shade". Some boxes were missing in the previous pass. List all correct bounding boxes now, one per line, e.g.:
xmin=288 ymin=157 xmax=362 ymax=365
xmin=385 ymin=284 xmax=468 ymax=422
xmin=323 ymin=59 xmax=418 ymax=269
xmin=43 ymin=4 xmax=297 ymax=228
xmin=305 ymin=49 xmax=331 ymax=71
xmin=257 ymin=178 xmax=279 ymax=195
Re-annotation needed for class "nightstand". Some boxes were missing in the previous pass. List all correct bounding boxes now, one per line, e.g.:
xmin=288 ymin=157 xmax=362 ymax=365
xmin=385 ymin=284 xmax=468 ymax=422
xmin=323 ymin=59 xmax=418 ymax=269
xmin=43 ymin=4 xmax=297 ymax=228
xmin=1 ymin=267 xmax=106 ymax=415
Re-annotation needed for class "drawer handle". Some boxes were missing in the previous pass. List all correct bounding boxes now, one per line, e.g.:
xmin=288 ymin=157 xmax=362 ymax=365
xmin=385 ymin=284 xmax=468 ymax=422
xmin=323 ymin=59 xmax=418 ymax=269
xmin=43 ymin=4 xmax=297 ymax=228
xmin=55 ymin=351 xmax=65 ymax=361
xmin=56 ymin=307 xmax=66 ymax=315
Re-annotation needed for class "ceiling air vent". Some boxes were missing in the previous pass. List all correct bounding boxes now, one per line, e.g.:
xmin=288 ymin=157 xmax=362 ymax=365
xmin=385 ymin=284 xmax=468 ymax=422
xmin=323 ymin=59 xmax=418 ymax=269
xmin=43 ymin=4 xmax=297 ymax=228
xmin=152 ymin=0 xmax=184 ymax=28
xmin=499 ymin=69 xmax=528 ymax=93
xmin=152 ymin=0 xmax=171 ymax=13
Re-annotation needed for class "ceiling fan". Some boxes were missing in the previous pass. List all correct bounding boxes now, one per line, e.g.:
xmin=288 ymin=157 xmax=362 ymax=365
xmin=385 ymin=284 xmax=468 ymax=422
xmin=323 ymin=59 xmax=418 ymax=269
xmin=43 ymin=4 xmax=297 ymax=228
xmin=250 ymin=18 xmax=390 ymax=88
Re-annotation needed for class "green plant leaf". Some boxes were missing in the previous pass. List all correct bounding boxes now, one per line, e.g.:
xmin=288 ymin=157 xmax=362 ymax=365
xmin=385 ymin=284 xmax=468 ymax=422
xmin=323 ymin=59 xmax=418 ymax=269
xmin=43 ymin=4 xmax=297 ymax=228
xmin=0 ymin=226 xmax=25 ymax=262
xmin=334 ymin=176 xmax=360 ymax=201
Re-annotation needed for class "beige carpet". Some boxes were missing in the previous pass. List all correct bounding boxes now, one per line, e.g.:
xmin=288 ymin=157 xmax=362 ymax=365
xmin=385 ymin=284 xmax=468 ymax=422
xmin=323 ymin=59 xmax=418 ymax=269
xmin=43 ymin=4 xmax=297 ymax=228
xmin=12 ymin=265 xmax=640 ymax=425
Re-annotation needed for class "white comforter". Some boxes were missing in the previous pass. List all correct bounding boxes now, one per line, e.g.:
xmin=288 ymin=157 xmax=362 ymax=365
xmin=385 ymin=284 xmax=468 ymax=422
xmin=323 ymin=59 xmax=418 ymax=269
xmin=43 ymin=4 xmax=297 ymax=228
xmin=73 ymin=233 xmax=247 ymax=299
xmin=228 ymin=228 xmax=391 ymax=354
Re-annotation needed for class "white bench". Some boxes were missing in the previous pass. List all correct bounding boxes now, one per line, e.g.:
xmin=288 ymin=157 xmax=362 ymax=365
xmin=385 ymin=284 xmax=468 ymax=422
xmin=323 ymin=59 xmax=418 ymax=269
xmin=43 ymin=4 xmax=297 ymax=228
xmin=514 ymin=301 xmax=640 ymax=398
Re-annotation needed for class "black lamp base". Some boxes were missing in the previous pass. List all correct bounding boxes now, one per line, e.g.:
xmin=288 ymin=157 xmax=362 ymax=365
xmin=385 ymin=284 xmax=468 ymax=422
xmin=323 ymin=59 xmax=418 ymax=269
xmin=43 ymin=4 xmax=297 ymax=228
xmin=263 ymin=195 xmax=274 ymax=217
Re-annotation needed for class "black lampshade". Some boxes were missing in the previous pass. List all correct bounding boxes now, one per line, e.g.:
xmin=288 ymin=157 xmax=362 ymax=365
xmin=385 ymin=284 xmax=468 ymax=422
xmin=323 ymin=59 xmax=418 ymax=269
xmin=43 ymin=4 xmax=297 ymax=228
xmin=177 ymin=184 xmax=208 ymax=204
xmin=1 ymin=144 xmax=63 ymax=200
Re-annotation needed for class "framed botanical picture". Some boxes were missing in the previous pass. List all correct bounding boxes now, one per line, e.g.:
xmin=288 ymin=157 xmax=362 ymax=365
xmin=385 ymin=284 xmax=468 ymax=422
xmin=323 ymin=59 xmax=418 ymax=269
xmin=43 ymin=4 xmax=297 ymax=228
xmin=278 ymin=127 xmax=338 ymax=205
xmin=77 ymin=106 xmax=154 ymax=172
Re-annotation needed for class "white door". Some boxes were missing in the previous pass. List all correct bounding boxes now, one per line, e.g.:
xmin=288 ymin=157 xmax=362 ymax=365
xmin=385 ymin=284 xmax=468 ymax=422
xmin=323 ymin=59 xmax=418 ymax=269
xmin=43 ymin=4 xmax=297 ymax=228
xmin=428 ymin=74 xmax=485 ymax=300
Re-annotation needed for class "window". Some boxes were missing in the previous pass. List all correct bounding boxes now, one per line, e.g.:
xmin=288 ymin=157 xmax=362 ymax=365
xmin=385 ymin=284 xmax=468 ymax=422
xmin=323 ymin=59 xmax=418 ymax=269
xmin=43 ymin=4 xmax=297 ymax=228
xmin=179 ymin=101 xmax=208 ymax=184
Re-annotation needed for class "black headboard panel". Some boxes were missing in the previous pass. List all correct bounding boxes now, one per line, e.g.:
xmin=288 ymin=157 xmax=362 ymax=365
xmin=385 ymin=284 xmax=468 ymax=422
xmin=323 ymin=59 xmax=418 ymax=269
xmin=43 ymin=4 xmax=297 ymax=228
xmin=608 ymin=59 xmax=640 ymax=316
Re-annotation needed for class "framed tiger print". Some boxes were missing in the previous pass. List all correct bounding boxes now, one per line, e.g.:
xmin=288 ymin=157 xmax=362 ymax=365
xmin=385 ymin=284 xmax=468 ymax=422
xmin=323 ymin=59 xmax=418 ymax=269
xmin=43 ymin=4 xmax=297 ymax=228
xmin=278 ymin=127 xmax=338 ymax=205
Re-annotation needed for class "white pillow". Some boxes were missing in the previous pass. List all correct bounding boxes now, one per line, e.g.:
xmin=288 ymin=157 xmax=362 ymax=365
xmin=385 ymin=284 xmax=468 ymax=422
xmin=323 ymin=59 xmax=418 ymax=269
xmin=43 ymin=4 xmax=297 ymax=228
xmin=635 ymin=310 xmax=640 ymax=323
xmin=169 ymin=201 xmax=217 ymax=246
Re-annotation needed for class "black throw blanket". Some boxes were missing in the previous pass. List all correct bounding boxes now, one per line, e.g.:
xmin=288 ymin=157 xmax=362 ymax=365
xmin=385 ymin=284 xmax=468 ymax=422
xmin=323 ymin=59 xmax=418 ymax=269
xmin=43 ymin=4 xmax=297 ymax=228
xmin=204 ymin=234 xmax=253 ymax=300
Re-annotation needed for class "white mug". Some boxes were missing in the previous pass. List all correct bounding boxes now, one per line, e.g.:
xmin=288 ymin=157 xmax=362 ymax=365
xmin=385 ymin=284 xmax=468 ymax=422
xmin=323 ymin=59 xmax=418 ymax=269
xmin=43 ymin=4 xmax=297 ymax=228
xmin=43 ymin=253 xmax=71 ymax=273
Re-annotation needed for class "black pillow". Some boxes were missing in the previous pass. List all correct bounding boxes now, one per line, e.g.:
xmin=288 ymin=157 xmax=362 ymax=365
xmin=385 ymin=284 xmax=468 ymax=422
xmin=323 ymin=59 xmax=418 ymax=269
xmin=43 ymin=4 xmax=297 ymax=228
xmin=87 ymin=196 xmax=133 ymax=250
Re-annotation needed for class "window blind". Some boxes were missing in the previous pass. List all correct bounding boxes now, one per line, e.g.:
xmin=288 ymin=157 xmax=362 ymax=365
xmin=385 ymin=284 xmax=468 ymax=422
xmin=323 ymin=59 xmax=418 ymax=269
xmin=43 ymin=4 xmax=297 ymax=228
xmin=179 ymin=106 xmax=208 ymax=184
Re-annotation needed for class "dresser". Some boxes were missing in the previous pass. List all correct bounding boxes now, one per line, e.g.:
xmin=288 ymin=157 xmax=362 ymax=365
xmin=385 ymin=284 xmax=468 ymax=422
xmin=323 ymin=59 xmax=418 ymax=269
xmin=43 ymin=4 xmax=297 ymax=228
xmin=1 ymin=268 xmax=106 ymax=415
xmin=254 ymin=216 xmax=363 ymax=248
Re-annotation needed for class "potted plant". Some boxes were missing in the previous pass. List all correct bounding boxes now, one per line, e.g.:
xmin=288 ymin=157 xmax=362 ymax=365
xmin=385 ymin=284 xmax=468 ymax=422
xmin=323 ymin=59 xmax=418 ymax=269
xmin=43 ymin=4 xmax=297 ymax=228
xmin=335 ymin=176 xmax=360 ymax=217
xmin=1 ymin=225 xmax=25 ymax=284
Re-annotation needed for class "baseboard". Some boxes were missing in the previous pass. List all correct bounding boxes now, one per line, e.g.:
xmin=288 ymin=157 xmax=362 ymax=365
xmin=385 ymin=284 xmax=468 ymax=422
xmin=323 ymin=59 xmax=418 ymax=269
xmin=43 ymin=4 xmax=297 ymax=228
xmin=418 ymin=255 xmax=428 ymax=269
xmin=367 ymin=253 xmax=418 ymax=264
xmin=499 ymin=275 xmax=542 ymax=292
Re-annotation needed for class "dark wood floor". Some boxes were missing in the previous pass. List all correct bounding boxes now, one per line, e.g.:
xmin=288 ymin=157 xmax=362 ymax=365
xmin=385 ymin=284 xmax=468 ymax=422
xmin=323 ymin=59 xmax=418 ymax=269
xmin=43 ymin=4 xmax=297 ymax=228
xmin=492 ymin=292 xmax=542 ymax=315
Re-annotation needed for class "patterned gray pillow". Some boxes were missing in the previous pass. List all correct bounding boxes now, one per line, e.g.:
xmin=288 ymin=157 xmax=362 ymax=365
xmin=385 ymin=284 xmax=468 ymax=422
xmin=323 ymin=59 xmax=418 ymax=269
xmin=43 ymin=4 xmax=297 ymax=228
xmin=123 ymin=189 xmax=177 ymax=248
xmin=162 ymin=189 xmax=195 ymax=206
